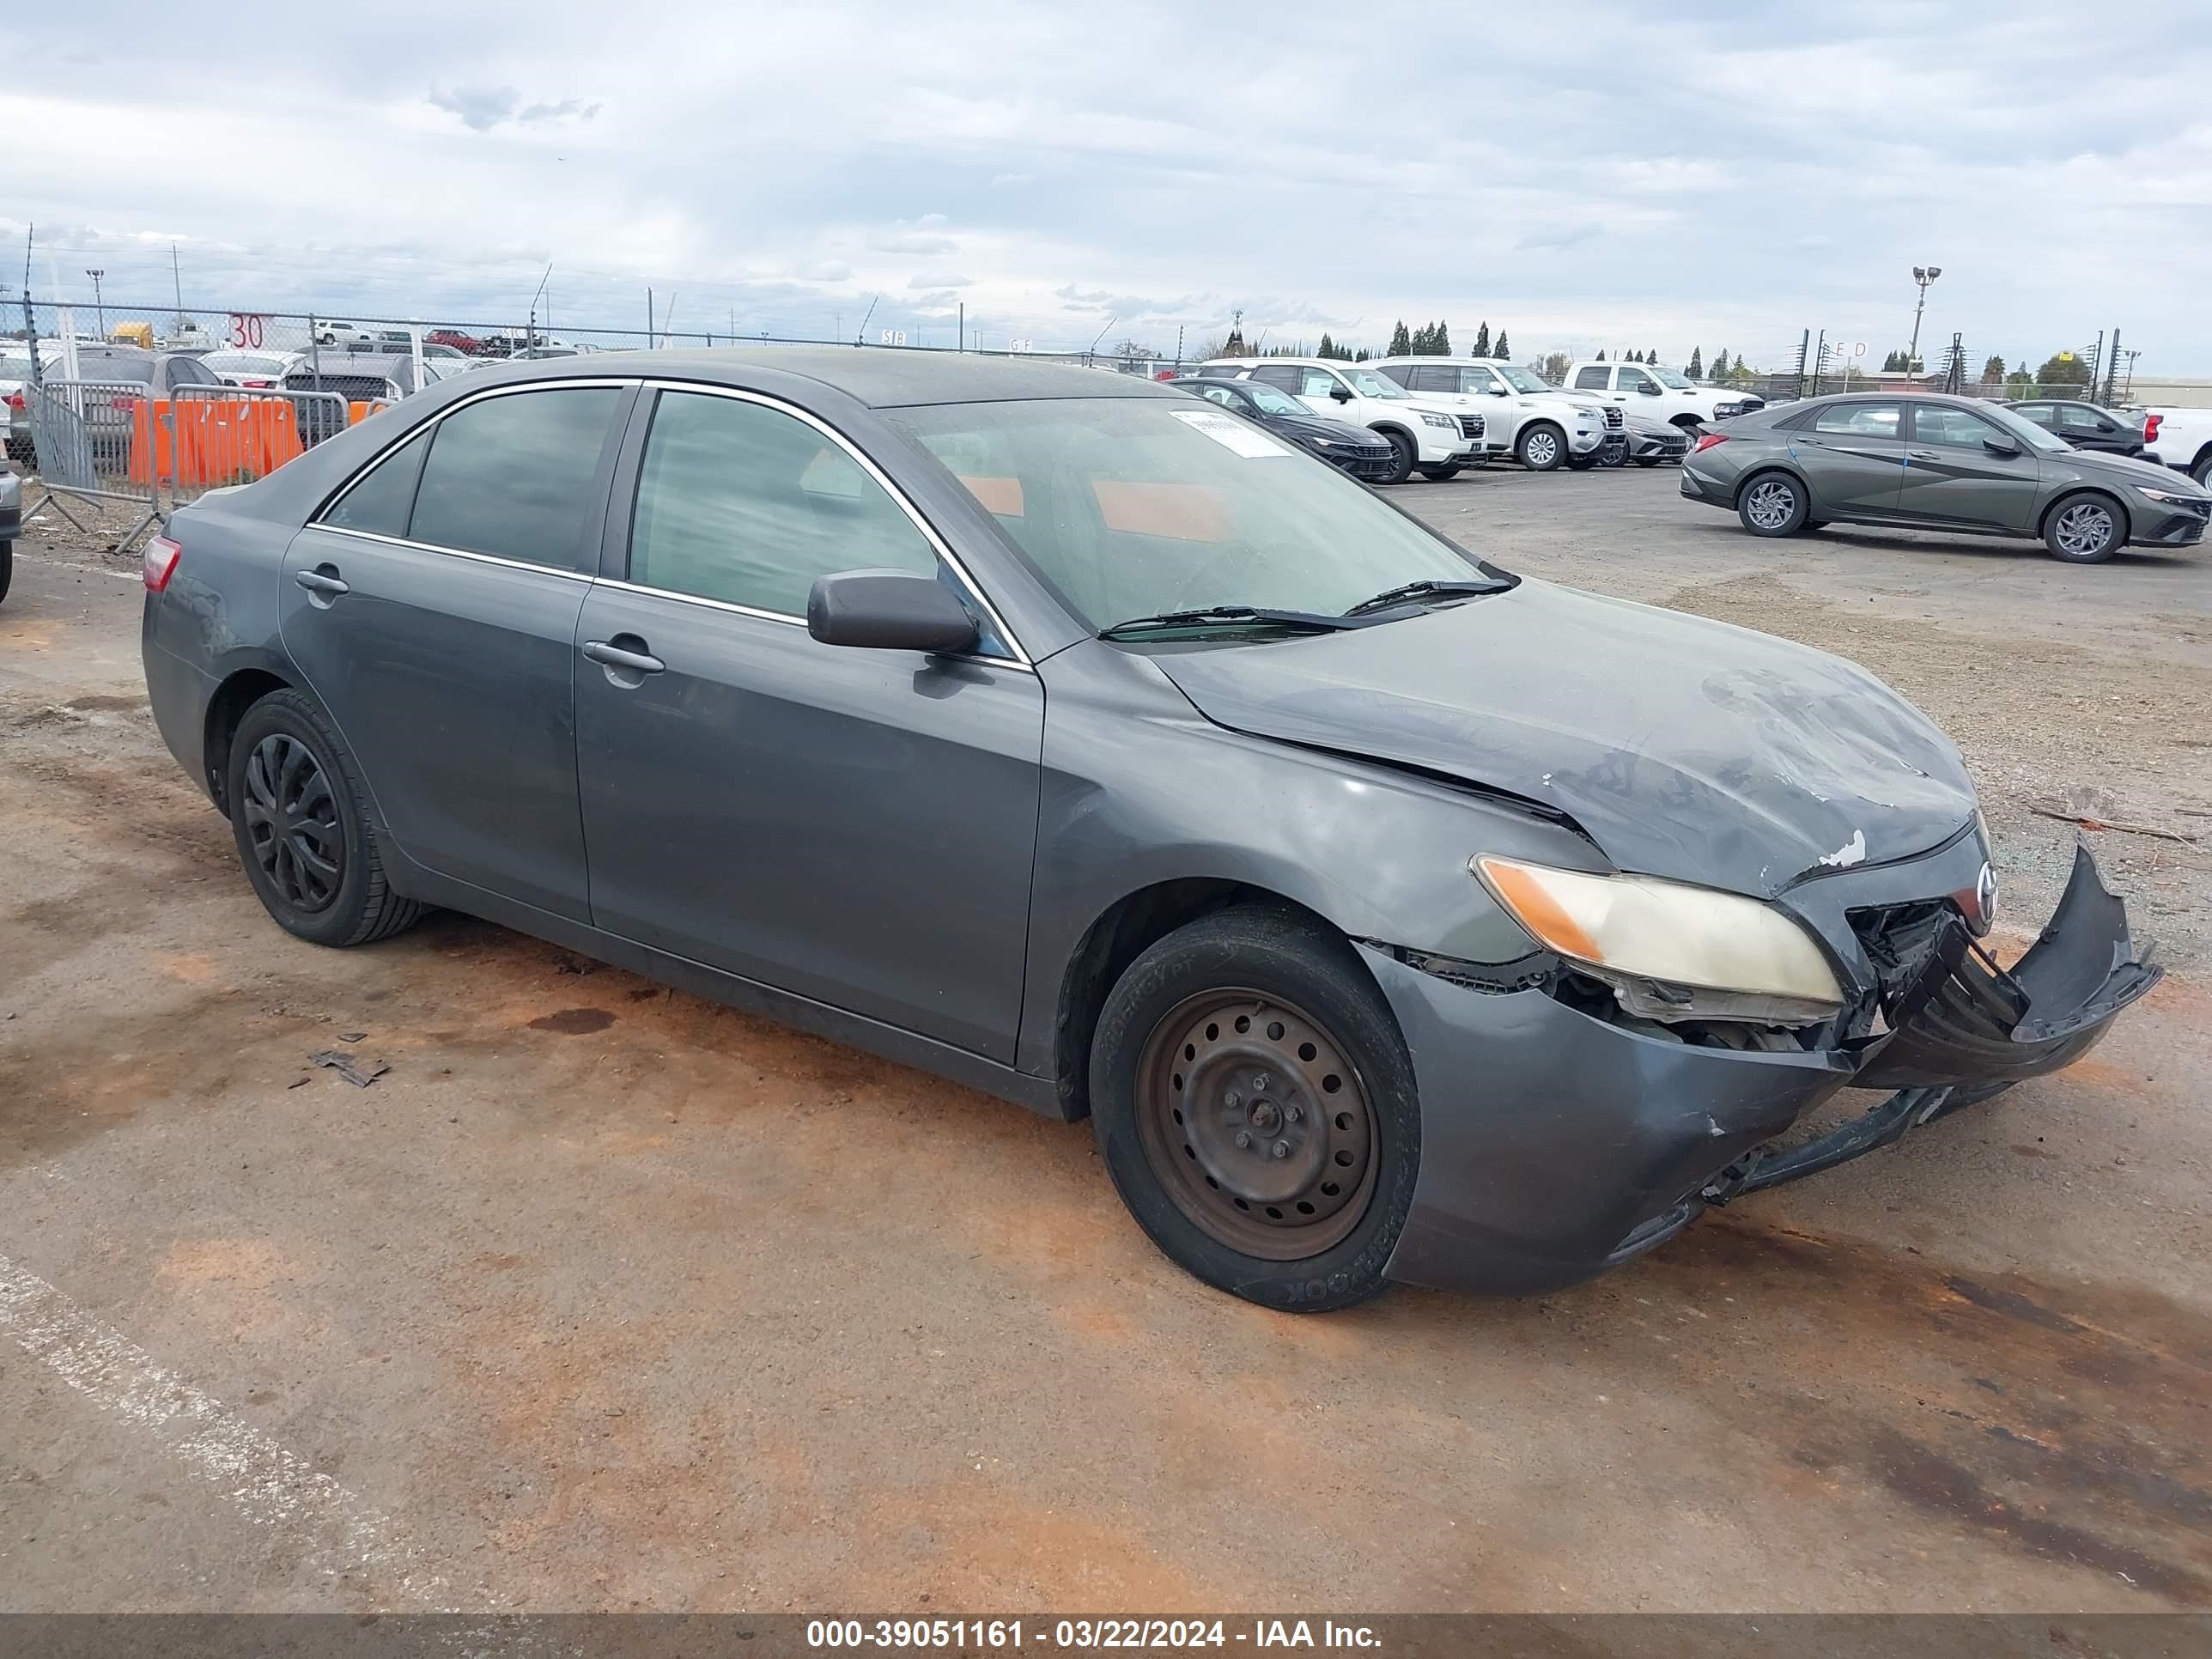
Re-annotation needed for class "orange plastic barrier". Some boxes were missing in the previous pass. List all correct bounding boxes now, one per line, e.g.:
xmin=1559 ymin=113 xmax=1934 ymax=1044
xmin=130 ymin=398 xmax=308 ymax=487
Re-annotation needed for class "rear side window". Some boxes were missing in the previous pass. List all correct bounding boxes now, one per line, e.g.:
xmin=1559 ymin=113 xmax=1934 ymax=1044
xmin=2014 ymin=404 xmax=2056 ymax=429
xmin=1574 ymin=366 xmax=1610 ymax=390
xmin=627 ymin=389 xmax=937 ymax=616
xmin=325 ymin=430 xmax=430 ymax=537
xmin=1813 ymin=401 xmax=1901 ymax=439
xmin=1246 ymin=365 xmax=1299 ymax=392
xmin=408 ymin=387 xmax=621 ymax=567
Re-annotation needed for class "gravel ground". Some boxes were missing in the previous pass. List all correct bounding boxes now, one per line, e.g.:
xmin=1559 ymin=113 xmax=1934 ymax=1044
xmin=1 ymin=465 xmax=2208 ymax=1620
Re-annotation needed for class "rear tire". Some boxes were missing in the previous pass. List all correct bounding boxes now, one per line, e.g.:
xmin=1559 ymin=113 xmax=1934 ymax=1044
xmin=1516 ymin=422 xmax=1565 ymax=471
xmin=1737 ymin=470 xmax=1809 ymax=537
xmin=1633 ymin=456 xmax=1662 ymax=467
xmin=0 ymin=541 xmax=11 ymax=605
xmin=1417 ymin=466 xmax=1462 ymax=482
xmin=2042 ymin=492 xmax=2125 ymax=563
xmin=1089 ymin=905 xmax=1419 ymax=1312
xmin=226 ymin=688 xmax=424 ymax=948
xmin=1377 ymin=429 xmax=1417 ymax=486
xmin=2191 ymin=452 xmax=2212 ymax=489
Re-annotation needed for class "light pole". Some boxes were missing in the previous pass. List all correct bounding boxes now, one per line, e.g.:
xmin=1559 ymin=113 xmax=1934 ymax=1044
xmin=1906 ymin=264 xmax=1941 ymax=379
xmin=85 ymin=268 xmax=106 ymax=341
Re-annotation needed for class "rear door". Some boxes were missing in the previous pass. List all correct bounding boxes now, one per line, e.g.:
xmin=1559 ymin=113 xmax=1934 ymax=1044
xmin=280 ymin=381 xmax=631 ymax=919
xmin=572 ymin=384 xmax=1044 ymax=1061
xmin=1897 ymin=401 xmax=2042 ymax=532
xmin=1796 ymin=399 xmax=1908 ymax=517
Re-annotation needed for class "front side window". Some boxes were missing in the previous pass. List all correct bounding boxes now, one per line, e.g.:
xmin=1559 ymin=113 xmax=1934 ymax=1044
xmin=1574 ymin=366 xmax=1610 ymax=390
xmin=1813 ymin=401 xmax=1902 ymax=439
xmin=2058 ymin=404 xmax=2106 ymax=432
xmin=628 ymin=389 xmax=938 ymax=617
xmin=891 ymin=398 xmax=1499 ymax=632
xmin=1911 ymin=404 xmax=2002 ymax=449
xmin=1617 ymin=367 xmax=1656 ymax=393
xmin=408 ymin=386 xmax=622 ymax=567
xmin=1297 ymin=368 xmax=1345 ymax=398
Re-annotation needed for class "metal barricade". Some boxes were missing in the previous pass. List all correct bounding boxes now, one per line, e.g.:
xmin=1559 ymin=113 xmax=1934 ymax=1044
xmin=159 ymin=386 xmax=350 ymax=512
xmin=21 ymin=380 xmax=161 ymax=549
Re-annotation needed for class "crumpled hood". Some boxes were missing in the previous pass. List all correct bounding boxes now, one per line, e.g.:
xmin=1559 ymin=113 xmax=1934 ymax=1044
xmin=1151 ymin=579 xmax=1977 ymax=898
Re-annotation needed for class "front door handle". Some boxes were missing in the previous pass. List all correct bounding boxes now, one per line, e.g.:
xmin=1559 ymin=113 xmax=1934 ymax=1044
xmin=294 ymin=568 xmax=349 ymax=597
xmin=1908 ymin=448 xmax=1942 ymax=460
xmin=582 ymin=638 xmax=666 ymax=676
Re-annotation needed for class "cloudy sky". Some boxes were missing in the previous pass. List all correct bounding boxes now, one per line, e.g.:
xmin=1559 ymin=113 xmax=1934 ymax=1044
xmin=8 ymin=2 xmax=2209 ymax=374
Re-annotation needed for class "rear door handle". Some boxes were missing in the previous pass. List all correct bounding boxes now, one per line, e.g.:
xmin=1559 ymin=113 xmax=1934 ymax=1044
xmin=582 ymin=639 xmax=665 ymax=675
xmin=294 ymin=568 xmax=349 ymax=597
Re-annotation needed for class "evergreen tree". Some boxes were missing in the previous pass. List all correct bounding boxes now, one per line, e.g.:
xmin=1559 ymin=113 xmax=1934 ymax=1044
xmin=1710 ymin=348 xmax=1728 ymax=378
xmin=1686 ymin=346 xmax=1703 ymax=378
xmin=1389 ymin=320 xmax=1412 ymax=356
xmin=1431 ymin=321 xmax=1451 ymax=355
xmin=1647 ymin=347 xmax=1659 ymax=365
xmin=1352 ymin=347 xmax=1370 ymax=362
xmin=1317 ymin=331 xmax=1334 ymax=360
xmin=1981 ymin=354 xmax=2007 ymax=384
xmin=1492 ymin=331 xmax=1509 ymax=360
xmin=1595 ymin=349 xmax=1606 ymax=361
xmin=1472 ymin=320 xmax=1491 ymax=356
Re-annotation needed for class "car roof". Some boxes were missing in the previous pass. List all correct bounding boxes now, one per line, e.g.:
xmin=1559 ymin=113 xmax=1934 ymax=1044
xmin=459 ymin=346 xmax=1178 ymax=408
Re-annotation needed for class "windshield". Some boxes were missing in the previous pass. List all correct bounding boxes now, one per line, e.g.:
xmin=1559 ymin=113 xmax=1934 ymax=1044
xmin=1340 ymin=368 xmax=1408 ymax=399
xmin=1650 ymin=368 xmax=1692 ymax=388
xmin=1977 ymin=400 xmax=2074 ymax=455
xmin=1494 ymin=366 xmax=1551 ymax=393
xmin=890 ymin=398 xmax=1503 ymax=630
xmin=1244 ymin=384 xmax=1306 ymax=417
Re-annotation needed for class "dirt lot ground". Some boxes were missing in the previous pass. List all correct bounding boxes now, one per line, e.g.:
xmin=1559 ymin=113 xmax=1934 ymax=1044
xmin=2 ymin=466 xmax=2209 ymax=1615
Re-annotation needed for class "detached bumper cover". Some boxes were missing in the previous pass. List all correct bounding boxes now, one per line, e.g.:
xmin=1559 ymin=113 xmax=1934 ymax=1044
xmin=1372 ymin=842 xmax=2159 ymax=1297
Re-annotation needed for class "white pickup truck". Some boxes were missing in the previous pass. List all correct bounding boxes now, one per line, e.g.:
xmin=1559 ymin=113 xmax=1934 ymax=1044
xmin=1369 ymin=356 xmax=1613 ymax=471
xmin=2142 ymin=406 xmax=2212 ymax=487
xmin=1200 ymin=357 xmax=1485 ymax=483
xmin=1565 ymin=360 xmax=1762 ymax=432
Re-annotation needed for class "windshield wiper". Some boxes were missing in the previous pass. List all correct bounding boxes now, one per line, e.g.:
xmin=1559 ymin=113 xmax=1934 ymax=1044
xmin=1097 ymin=605 xmax=1356 ymax=641
xmin=1342 ymin=578 xmax=1513 ymax=617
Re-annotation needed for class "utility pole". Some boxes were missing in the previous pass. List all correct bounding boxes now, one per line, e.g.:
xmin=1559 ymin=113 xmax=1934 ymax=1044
xmin=527 ymin=263 xmax=552 ymax=349
xmin=170 ymin=243 xmax=185 ymax=335
xmin=2103 ymin=328 xmax=2122 ymax=405
xmin=647 ymin=287 xmax=654 ymax=348
xmin=957 ymin=301 xmax=964 ymax=353
xmin=85 ymin=268 xmax=106 ymax=342
xmin=1906 ymin=264 xmax=1941 ymax=379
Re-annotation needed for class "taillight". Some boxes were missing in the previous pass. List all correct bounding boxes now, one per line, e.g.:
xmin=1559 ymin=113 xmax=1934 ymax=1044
xmin=2144 ymin=414 xmax=2161 ymax=443
xmin=1692 ymin=432 xmax=1729 ymax=453
xmin=243 ymin=378 xmax=274 ymax=388
xmin=143 ymin=535 xmax=183 ymax=592
xmin=4 ymin=392 xmax=23 ymax=410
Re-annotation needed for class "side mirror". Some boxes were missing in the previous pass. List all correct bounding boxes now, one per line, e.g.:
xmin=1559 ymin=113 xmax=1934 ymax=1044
xmin=1490 ymin=386 xmax=1510 ymax=396
xmin=1637 ymin=382 xmax=1663 ymax=395
xmin=1983 ymin=436 xmax=2021 ymax=458
xmin=1329 ymin=386 xmax=1352 ymax=403
xmin=807 ymin=569 xmax=980 ymax=654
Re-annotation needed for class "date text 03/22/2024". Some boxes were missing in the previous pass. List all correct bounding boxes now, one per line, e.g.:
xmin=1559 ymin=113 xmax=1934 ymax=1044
xmin=805 ymin=1619 xmax=1382 ymax=1650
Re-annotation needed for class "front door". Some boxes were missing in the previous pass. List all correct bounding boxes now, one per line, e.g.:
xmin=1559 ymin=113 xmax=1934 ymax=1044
xmin=279 ymin=383 xmax=629 ymax=919
xmin=1897 ymin=402 xmax=2043 ymax=532
xmin=574 ymin=385 xmax=1044 ymax=1062
xmin=1796 ymin=398 xmax=1908 ymax=518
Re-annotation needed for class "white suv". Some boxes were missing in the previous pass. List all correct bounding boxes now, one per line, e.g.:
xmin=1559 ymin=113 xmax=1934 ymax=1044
xmin=1200 ymin=358 xmax=1483 ymax=483
xmin=1565 ymin=361 xmax=1762 ymax=432
xmin=1371 ymin=357 xmax=1613 ymax=471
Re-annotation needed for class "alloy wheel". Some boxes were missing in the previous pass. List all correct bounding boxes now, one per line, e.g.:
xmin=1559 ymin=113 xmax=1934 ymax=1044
xmin=1745 ymin=477 xmax=1797 ymax=530
xmin=240 ymin=732 xmax=344 ymax=913
xmin=1524 ymin=430 xmax=1559 ymax=467
xmin=2053 ymin=501 xmax=2116 ymax=557
xmin=1134 ymin=989 xmax=1378 ymax=1260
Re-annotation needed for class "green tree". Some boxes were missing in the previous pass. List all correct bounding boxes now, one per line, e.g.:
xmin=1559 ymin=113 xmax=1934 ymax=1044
xmin=1710 ymin=348 xmax=1728 ymax=378
xmin=1595 ymin=349 xmax=1606 ymax=361
xmin=1472 ymin=320 xmax=1491 ymax=356
xmin=1647 ymin=347 xmax=1660 ymax=365
xmin=1686 ymin=346 xmax=1703 ymax=378
xmin=2036 ymin=350 xmax=2091 ymax=388
xmin=1317 ymin=331 xmax=1335 ymax=360
xmin=1539 ymin=350 xmax=1570 ymax=384
xmin=1352 ymin=347 xmax=1370 ymax=362
xmin=1389 ymin=320 xmax=1412 ymax=356
xmin=1980 ymin=354 xmax=2006 ymax=384
xmin=2005 ymin=365 xmax=2034 ymax=393
xmin=1431 ymin=321 xmax=1451 ymax=355
xmin=1492 ymin=331 xmax=1509 ymax=360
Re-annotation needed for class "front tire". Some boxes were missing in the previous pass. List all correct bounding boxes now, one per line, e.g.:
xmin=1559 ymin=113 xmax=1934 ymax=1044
xmin=2191 ymin=452 xmax=2212 ymax=489
xmin=1516 ymin=422 xmax=1565 ymax=471
xmin=226 ymin=688 xmax=423 ymax=948
xmin=0 ymin=541 xmax=11 ymax=605
xmin=1089 ymin=906 xmax=1419 ymax=1312
xmin=1737 ymin=471 xmax=1810 ymax=537
xmin=1376 ymin=429 xmax=1417 ymax=486
xmin=1417 ymin=465 xmax=1462 ymax=482
xmin=2043 ymin=492 xmax=2125 ymax=563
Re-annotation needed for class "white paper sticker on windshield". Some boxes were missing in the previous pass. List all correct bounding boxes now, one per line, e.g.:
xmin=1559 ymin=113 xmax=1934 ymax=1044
xmin=1170 ymin=407 xmax=1292 ymax=458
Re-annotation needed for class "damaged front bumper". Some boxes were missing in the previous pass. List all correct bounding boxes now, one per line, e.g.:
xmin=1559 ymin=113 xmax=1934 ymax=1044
xmin=1368 ymin=840 xmax=2160 ymax=1297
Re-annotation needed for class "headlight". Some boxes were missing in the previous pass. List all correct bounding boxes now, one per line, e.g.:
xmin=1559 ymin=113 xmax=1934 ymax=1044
xmin=1474 ymin=854 xmax=1845 ymax=1017
xmin=1419 ymin=411 xmax=1456 ymax=429
xmin=2137 ymin=487 xmax=2203 ymax=505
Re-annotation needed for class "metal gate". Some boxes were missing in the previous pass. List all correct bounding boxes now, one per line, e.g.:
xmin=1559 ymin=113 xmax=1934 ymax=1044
xmin=22 ymin=380 xmax=161 ymax=548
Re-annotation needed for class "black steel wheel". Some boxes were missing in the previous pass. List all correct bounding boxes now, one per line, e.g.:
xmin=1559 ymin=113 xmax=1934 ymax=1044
xmin=240 ymin=732 xmax=345 ymax=912
xmin=226 ymin=688 xmax=424 ymax=947
xmin=1089 ymin=904 xmax=1419 ymax=1311
xmin=1376 ymin=429 xmax=1417 ymax=485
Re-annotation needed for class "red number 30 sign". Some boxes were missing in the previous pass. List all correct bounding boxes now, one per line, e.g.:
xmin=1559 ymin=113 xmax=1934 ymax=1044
xmin=227 ymin=313 xmax=270 ymax=349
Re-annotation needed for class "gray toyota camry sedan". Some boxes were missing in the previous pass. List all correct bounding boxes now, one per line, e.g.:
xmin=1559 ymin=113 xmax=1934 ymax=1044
xmin=141 ymin=350 xmax=2160 ymax=1310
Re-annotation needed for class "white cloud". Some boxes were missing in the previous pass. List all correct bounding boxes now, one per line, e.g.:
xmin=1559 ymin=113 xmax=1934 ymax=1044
xmin=908 ymin=273 xmax=974 ymax=289
xmin=427 ymin=84 xmax=599 ymax=132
